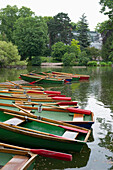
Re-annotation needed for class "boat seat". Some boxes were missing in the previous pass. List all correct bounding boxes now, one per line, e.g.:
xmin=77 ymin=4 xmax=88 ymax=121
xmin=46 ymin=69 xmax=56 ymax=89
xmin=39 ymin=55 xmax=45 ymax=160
xmin=62 ymin=131 xmax=78 ymax=140
xmin=4 ymin=117 xmax=25 ymax=125
xmin=1 ymin=155 xmax=29 ymax=170
xmin=73 ymin=113 xmax=84 ymax=121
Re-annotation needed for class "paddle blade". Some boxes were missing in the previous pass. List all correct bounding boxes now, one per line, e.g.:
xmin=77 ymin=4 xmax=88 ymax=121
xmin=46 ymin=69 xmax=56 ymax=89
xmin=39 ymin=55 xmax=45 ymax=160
xmin=57 ymin=101 xmax=77 ymax=105
xmin=58 ymin=125 xmax=88 ymax=134
xmin=44 ymin=91 xmax=61 ymax=95
xmin=48 ymin=94 xmax=66 ymax=97
xmin=67 ymin=107 xmax=91 ymax=115
xmin=52 ymin=97 xmax=71 ymax=101
xmin=29 ymin=81 xmax=37 ymax=84
xmin=30 ymin=149 xmax=72 ymax=161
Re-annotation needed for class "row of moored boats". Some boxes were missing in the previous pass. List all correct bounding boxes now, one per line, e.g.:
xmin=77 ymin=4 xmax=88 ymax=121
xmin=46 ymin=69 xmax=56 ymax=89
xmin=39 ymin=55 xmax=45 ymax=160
xmin=0 ymin=71 xmax=93 ymax=169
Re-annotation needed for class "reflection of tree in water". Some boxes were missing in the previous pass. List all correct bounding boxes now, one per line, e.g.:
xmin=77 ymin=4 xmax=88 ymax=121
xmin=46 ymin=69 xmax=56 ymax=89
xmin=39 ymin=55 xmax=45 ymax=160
xmin=97 ymin=117 xmax=113 ymax=169
xmin=34 ymin=144 xmax=91 ymax=170
xmin=97 ymin=68 xmax=113 ymax=112
xmin=97 ymin=118 xmax=113 ymax=152
xmin=74 ymin=82 xmax=90 ymax=109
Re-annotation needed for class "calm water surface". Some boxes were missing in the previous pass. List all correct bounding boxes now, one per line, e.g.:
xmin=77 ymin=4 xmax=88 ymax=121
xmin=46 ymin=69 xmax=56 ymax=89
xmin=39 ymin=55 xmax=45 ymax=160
xmin=0 ymin=66 xmax=113 ymax=170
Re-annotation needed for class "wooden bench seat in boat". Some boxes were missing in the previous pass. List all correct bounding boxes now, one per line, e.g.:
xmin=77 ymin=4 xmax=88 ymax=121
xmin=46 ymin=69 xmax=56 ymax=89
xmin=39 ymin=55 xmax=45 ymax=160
xmin=4 ymin=117 xmax=25 ymax=126
xmin=1 ymin=155 xmax=29 ymax=170
xmin=73 ymin=113 xmax=84 ymax=121
xmin=62 ymin=131 xmax=78 ymax=140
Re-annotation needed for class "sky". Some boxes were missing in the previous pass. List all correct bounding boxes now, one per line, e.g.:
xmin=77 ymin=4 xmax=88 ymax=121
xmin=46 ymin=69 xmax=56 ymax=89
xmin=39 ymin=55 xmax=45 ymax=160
xmin=0 ymin=0 xmax=108 ymax=30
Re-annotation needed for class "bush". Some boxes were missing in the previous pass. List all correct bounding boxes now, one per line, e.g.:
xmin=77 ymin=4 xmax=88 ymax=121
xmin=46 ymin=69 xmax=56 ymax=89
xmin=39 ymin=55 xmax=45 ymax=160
xmin=28 ymin=56 xmax=41 ymax=66
xmin=100 ymin=62 xmax=107 ymax=66
xmin=0 ymin=41 xmax=21 ymax=67
xmin=41 ymin=56 xmax=52 ymax=63
xmin=62 ymin=53 xmax=76 ymax=66
xmin=78 ymin=51 xmax=90 ymax=66
xmin=107 ymin=61 xmax=112 ymax=66
xmin=87 ymin=61 xmax=97 ymax=66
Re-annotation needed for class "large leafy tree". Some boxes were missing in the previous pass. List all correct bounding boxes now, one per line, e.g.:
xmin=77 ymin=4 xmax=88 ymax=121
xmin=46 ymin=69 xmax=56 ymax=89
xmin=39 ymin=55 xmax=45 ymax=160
xmin=77 ymin=14 xmax=90 ymax=50
xmin=13 ymin=16 xmax=48 ymax=60
xmin=0 ymin=5 xmax=18 ymax=42
xmin=0 ymin=5 xmax=34 ymax=42
xmin=96 ymin=1 xmax=113 ymax=61
xmin=48 ymin=12 xmax=72 ymax=47
xmin=99 ymin=0 xmax=113 ymax=20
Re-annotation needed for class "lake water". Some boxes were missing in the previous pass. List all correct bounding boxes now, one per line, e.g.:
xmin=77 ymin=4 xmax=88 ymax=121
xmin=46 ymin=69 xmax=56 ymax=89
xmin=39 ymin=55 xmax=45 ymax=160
xmin=0 ymin=66 xmax=113 ymax=170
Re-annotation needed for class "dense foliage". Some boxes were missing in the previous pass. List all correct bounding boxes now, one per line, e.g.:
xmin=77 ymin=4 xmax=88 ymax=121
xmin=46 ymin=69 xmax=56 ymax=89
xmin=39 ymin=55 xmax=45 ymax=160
xmin=0 ymin=3 xmax=112 ymax=66
xmin=48 ymin=12 xmax=72 ymax=47
xmin=13 ymin=16 xmax=48 ymax=60
xmin=96 ymin=1 xmax=113 ymax=62
xmin=0 ymin=41 xmax=25 ymax=66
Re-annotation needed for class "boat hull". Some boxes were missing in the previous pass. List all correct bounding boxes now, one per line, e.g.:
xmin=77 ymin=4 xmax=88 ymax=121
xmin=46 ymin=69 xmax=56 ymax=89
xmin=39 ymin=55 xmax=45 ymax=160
xmin=20 ymin=74 xmax=64 ymax=84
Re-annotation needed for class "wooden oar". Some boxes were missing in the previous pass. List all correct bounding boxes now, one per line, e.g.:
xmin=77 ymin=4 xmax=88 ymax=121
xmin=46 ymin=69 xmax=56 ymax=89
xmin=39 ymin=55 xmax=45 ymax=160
xmin=29 ymin=77 xmax=44 ymax=84
xmin=21 ymin=102 xmax=77 ymax=110
xmin=0 ymin=142 xmax=72 ymax=161
xmin=22 ymin=101 xmax=78 ymax=106
xmin=6 ymin=80 xmax=23 ymax=89
xmin=11 ymin=104 xmax=88 ymax=133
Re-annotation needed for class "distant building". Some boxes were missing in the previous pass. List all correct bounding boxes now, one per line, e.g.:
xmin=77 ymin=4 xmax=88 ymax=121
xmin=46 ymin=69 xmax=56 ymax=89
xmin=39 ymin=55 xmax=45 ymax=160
xmin=72 ymin=31 xmax=102 ymax=49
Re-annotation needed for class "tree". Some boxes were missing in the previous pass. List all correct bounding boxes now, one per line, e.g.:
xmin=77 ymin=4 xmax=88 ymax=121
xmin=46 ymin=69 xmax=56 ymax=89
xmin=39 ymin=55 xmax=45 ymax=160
xmin=0 ymin=41 xmax=21 ymax=66
xmin=13 ymin=16 xmax=48 ymax=60
xmin=0 ymin=5 xmax=35 ymax=42
xmin=99 ymin=0 xmax=113 ymax=20
xmin=96 ymin=20 xmax=113 ymax=61
xmin=86 ymin=46 xmax=101 ymax=60
xmin=62 ymin=53 xmax=76 ymax=66
xmin=68 ymin=39 xmax=81 ymax=56
xmin=0 ymin=5 xmax=18 ymax=42
xmin=77 ymin=14 xmax=90 ymax=50
xmin=48 ymin=12 xmax=72 ymax=47
xmin=51 ymin=42 xmax=67 ymax=61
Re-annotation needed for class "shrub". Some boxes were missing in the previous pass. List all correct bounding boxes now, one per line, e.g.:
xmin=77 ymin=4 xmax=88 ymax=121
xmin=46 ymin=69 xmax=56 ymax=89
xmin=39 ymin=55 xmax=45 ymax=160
xmin=29 ymin=56 xmax=41 ymax=66
xmin=107 ymin=61 xmax=112 ymax=66
xmin=77 ymin=51 xmax=90 ymax=66
xmin=62 ymin=53 xmax=76 ymax=66
xmin=87 ymin=61 xmax=97 ymax=66
xmin=0 ymin=41 xmax=21 ymax=67
xmin=100 ymin=62 xmax=107 ymax=66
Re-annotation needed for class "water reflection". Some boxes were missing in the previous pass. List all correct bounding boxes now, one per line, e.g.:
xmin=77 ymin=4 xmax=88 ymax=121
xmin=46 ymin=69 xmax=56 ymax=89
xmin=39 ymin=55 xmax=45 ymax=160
xmin=0 ymin=66 xmax=113 ymax=169
xmin=34 ymin=144 xmax=91 ymax=170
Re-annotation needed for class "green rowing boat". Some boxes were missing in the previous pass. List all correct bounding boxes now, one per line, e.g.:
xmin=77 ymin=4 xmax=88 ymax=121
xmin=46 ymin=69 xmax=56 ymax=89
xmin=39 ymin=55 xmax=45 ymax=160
xmin=0 ymin=107 xmax=91 ymax=152
xmin=19 ymin=74 xmax=65 ymax=84
xmin=0 ymin=99 xmax=94 ymax=129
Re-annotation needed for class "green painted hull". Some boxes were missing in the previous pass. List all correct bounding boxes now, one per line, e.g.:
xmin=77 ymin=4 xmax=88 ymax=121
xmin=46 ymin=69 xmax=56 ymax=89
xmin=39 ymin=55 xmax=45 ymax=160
xmin=0 ymin=110 xmax=90 ymax=152
xmin=0 ymin=98 xmax=94 ymax=129
xmin=37 ymin=72 xmax=80 ymax=82
xmin=20 ymin=74 xmax=64 ymax=84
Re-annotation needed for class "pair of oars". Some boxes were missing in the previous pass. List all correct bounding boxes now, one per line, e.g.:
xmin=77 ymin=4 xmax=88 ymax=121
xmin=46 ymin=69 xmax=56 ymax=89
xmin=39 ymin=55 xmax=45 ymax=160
xmin=20 ymin=100 xmax=91 ymax=115
xmin=11 ymin=103 xmax=88 ymax=134
xmin=0 ymin=142 xmax=72 ymax=161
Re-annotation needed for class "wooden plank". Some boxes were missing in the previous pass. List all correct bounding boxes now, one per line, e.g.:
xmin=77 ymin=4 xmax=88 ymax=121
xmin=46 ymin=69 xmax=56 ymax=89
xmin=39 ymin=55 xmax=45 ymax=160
xmin=1 ymin=155 xmax=29 ymax=170
xmin=62 ymin=131 xmax=78 ymax=140
xmin=4 ymin=118 xmax=25 ymax=126
xmin=73 ymin=113 xmax=84 ymax=121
